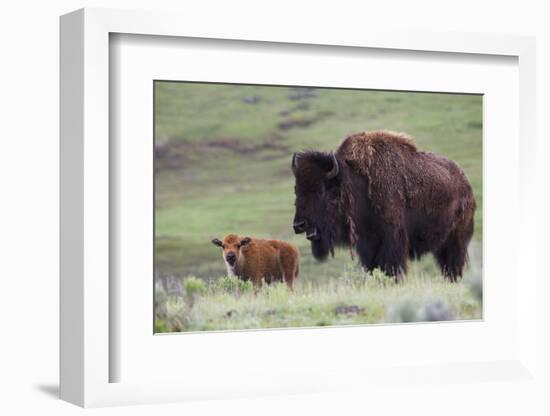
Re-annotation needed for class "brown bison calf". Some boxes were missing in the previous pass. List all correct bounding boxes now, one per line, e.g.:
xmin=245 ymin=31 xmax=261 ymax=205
xmin=211 ymin=234 xmax=300 ymax=290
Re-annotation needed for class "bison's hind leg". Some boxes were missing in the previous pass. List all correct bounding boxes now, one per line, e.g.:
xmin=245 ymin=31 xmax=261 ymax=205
xmin=278 ymin=248 xmax=298 ymax=291
xmin=434 ymin=232 xmax=468 ymax=282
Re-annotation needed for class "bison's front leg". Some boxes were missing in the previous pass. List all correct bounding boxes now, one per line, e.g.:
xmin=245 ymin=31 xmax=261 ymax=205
xmin=250 ymin=273 xmax=264 ymax=293
xmin=373 ymin=226 xmax=408 ymax=282
xmin=356 ymin=237 xmax=379 ymax=272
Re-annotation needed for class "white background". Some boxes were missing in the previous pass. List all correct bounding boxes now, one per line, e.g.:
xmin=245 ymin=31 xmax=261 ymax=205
xmin=112 ymin=34 xmax=519 ymax=384
xmin=1 ymin=1 xmax=549 ymax=415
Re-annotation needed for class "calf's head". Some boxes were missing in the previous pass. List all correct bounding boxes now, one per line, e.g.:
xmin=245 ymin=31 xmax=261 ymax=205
xmin=291 ymin=151 xmax=341 ymax=261
xmin=211 ymin=234 xmax=252 ymax=268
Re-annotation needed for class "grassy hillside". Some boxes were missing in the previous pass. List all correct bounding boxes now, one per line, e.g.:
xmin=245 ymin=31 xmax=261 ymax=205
xmin=154 ymin=81 xmax=483 ymax=332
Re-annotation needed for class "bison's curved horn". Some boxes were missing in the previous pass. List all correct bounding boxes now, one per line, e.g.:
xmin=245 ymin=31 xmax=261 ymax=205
xmin=291 ymin=152 xmax=298 ymax=170
xmin=326 ymin=152 xmax=339 ymax=179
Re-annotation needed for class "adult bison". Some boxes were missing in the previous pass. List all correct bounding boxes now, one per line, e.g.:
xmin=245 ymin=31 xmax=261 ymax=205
xmin=291 ymin=131 xmax=476 ymax=281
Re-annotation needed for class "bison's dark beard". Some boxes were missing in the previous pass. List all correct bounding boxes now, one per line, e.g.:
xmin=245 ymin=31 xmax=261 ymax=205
xmin=310 ymin=229 xmax=334 ymax=261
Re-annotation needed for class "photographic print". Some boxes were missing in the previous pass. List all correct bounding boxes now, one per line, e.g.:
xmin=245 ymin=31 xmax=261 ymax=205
xmin=154 ymin=82 xmax=482 ymax=333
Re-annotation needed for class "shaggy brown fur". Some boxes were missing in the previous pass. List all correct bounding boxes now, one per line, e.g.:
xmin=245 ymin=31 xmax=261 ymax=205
xmin=338 ymin=131 xmax=475 ymax=228
xmin=212 ymin=234 xmax=300 ymax=289
xmin=292 ymin=130 xmax=476 ymax=281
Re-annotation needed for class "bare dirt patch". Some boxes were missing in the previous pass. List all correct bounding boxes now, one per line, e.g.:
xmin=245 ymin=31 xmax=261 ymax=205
xmin=277 ymin=111 xmax=334 ymax=131
xmin=155 ymin=135 xmax=288 ymax=171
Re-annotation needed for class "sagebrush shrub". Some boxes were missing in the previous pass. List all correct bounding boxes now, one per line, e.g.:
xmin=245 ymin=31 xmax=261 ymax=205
xmin=183 ymin=276 xmax=206 ymax=307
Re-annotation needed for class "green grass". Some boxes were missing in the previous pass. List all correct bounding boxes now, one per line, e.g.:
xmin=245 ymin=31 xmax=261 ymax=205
xmin=155 ymin=265 xmax=482 ymax=333
xmin=154 ymin=81 xmax=483 ymax=332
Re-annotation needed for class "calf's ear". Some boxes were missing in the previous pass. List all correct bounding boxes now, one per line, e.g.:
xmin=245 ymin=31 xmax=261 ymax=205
xmin=211 ymin=238 xmax=223 ymax=247
xmin=239 ymin=237 xmax=252 ymax=247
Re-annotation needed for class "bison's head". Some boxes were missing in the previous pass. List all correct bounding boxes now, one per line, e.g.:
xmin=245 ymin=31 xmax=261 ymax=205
xmin=291 ymin=151 xmax=341 ymax=261
xmin=211 ymin=234 xmax=251 ymax=269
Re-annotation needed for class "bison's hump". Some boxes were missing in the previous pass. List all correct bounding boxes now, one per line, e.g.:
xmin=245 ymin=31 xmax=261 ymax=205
xmin=336 ymin=131 xmax=417 ymax=176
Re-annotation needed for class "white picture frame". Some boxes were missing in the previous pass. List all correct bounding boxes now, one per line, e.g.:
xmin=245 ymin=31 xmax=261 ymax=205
xmin=60 ymin=8 xmax=538 ymax=408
